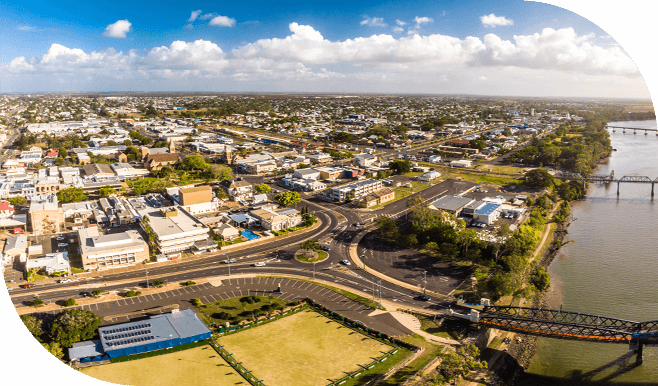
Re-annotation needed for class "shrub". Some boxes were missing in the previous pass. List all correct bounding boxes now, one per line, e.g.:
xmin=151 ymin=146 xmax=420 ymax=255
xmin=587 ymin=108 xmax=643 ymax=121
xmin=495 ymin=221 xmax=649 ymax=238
xmin=182 ymin=280 xmax=196 ymax=286
xmin=212 ymin=312 xmax=231 ymax=320
xmin=153 ymin=279 xmax=164 ymax=287
xmin=125 ymin=290 xmax=142 ymax=297
xmin=92 ymin=289 xmax=102 ymax=297
xmin=192 ymin=298 xmax=202 ymax=307
xmin=64 ymin=298 xmax=76 ymax=307
xmin=261 ymin=304 xmax=273 ymax=313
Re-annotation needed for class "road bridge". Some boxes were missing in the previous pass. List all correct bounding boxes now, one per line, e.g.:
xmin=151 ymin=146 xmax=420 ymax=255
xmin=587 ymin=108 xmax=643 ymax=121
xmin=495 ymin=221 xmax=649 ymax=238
xmin=446 ymin=305 xmax=658 ymax=363
xmin=605 ymin=125 xmax=658 ymax=135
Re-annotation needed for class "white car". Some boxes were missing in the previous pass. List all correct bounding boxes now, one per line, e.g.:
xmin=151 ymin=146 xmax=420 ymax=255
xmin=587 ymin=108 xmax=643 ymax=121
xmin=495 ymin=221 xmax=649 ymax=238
xmin=58 ymin=243 xmax=68 ymax=247
xmin=6 ymin=287 xmax=12 ymax=291
xmin=59 ymin=279 xmax=72 ymax=283
xmin=223 ymin=259 xmax=237 ymax=264
xmin=56 ymin=237 xmax=65 ymax=241
xmin=252 ymin=262 xmax=266 ymax=267
xmin=341 ymin=260 xmax=351 ymax=266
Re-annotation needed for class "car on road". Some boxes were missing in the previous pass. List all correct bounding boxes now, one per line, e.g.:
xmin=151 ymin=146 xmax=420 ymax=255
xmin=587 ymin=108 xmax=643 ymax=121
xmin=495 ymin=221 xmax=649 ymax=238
xmin=321 ymin=246 xmax=330 ymax=251
xmin=223 ymin=258 xmax=237 ymax=264
xmin=56 ymin=237 xmax=65 ymax=241
xmin=80 ymin=291 xmax=91 ymax=297
xmin=341 ymin=260 xmax=351 ymax=265
xmin=415 ymin=295 xmax=431 ymax=301
xmin=58 ymin=243 xmax=68 ymax=247
xmin=252 ymin=262 xmax=266 ymax=267
xmin=59 ymin=279 xmax=72 ymax=283
xmin=22 ymin=284 xmax=35 ymax=288
xmin=7 ymin=279 xmax=15 ymax=283
xmin=6 ymin=287 xmax=13 ymax=291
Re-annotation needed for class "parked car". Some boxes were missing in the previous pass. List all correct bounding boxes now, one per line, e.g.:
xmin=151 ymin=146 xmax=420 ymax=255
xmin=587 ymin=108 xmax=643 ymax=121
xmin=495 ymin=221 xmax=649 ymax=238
xmin=341 ymin=260 xmax=351 ymax=265
xmin=321 ymin=246 xmax=330 ymax=251
xmin=252 ymin=262 xmax=266 ymax=267
xmin=223 ymin=258 xmax=237 ymax=264
xmin=59 ymin=279 xmax=72 ymax=283
xmin=6 ymin=287 xmax=13 ymax=291
xmin=22 ymin=284 xmax=35 ymax=288
xmin=58 ymin=243 xmax=68 ymax=247
xmin=80 ymin=292 xmax=91 ymax=297
xmin=415 ymin=295 xmax=431 ymax=301
xmin=56 ymin=237 xmax=65 ymax=241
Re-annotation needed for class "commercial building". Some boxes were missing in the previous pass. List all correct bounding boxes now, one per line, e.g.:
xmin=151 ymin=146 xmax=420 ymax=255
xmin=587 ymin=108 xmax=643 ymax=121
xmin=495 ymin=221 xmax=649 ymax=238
xmin=324 ymin=179 xmax=383 ymax=202
xmin=78 ymin=227 xmax=149 ymax=270
xmin=138 ymin=205 xmax=213 ymax=255
xmin=29 ymin=194 xmax=64 ymax=234
xmin=450 ymin=160 xmax=473 ymax=168
xmin=25 ymin=252 xmax=70 ymax=275
xmin=250 ymin=208 xmax=302 ymax=231
xmin=69 ymin=309 xmax=211 ymax=363
xmin=219 ymin=178 xmax=254 ymax=201
xmin=473 ymin=203 xmax=502 ymax=225
xmin=359 ymin=187 xmax=395 ymax=208
xmin=429 ymin=195 xmax=475 ymax=217
xmin=175 ymin=185 xmax=219 ymax=215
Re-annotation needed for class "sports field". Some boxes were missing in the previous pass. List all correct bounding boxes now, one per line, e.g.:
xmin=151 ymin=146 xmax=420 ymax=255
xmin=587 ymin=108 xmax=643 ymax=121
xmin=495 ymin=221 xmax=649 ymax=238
xmin=80 ymin=345 xmax=245 ymax=386
xmin=218 ymin=309 xmax=393 ymax=386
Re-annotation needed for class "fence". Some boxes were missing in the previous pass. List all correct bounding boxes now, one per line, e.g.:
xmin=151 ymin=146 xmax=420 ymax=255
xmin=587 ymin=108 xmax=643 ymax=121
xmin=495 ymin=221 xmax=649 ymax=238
xmin=109 ymin=339 xmax=210 ymax=363
xmin=210 ymin=341 xmax=265 ymax=386
xmin=213 ymin=302 xmax=307 ymax=337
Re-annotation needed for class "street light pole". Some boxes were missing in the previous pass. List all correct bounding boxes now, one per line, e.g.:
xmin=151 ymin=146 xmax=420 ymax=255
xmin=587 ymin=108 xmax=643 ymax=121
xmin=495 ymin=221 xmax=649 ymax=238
xmin=423 ymin=270 xmax=427 ymax=295
xmin=378 ymin=280 xmax=382 ymax=309
xmin=145 ymin=270 xmax=149 ymax=288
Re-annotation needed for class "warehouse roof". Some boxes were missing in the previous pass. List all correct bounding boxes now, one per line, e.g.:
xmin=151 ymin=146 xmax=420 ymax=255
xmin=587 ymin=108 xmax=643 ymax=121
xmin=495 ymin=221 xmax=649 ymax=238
xmin=429 ymin=195 xmax=475 ymax=212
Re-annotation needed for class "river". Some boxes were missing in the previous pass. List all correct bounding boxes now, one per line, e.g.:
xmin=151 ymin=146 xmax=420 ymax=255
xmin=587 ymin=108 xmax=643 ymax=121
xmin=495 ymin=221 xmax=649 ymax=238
xmin=520 ymin=120 xmax=658 ymax=385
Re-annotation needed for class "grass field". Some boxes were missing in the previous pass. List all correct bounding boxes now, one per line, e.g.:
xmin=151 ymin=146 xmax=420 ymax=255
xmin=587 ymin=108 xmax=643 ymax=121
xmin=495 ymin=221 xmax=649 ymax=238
xmin=81 ymin=345 xmax=245 ymax=386
xmin=197 ymin=295 xmax=290 ymax=328
xmin=218 ymin=310 xmax=393 ymax=386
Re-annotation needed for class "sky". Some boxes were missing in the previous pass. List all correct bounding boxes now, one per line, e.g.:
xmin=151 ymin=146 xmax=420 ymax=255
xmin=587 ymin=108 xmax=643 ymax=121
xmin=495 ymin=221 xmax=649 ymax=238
xmin=0 ymin=0 xmax=653 ymax=98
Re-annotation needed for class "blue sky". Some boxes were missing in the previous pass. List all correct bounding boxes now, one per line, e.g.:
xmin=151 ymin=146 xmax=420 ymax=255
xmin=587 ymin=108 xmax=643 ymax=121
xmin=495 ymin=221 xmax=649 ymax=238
xmin=0 ymin=0 xmax=650 ymax=97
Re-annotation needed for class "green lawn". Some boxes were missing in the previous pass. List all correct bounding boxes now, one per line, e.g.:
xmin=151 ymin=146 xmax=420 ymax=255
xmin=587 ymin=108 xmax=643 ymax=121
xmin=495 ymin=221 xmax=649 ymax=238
xmin=379 ymin=334 xmax=444 ymax=385
xmin=196 ymin=295 xmax=290 ymax=329
xmin=81 ymin=345 xmax=244 ymax=386
xmin=217 ymin=310 xmax=394 ymax=386
xmin=417 ymin=314 xmax=463 ymax=340
xmin=295 ymin=250 xmax=327 ymax=262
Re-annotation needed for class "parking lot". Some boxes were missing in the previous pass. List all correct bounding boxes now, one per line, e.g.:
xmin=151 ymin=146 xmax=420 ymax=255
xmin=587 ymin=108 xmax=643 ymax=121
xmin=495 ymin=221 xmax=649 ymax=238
xmin=358 ymin=232 xmax=470 ymax=295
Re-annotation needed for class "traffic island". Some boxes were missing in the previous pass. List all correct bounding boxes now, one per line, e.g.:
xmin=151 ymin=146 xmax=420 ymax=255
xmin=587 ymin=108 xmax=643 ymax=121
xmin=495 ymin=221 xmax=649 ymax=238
xmin=294 ymin=249 xmax=328 ymax=263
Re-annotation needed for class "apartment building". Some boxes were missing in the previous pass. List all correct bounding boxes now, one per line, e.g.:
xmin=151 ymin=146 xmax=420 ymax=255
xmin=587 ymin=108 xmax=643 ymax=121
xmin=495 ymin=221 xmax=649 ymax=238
xmin=324 ymin=179 xmax=383 ymax=202
xmin=78 ymin=228 xmax=149 ymax=270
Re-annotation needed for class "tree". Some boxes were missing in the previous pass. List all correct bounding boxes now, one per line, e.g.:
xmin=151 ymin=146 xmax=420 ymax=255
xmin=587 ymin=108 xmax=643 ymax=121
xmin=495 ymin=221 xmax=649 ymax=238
xmin=388 ymin=159 xmax=412 ymax=175
xmin=299 ymin=239 xmax=320 ymax=256
xmin=153 ymin=279 xmax=164 ymax=287
xmin=7 ymin=196 xmax=26 ymax=206
xmin=98 ymin=186 xmax=117 ymax=197
xmin=254 ymin=183 xmax=271 ymax=194
xmin=50 ymin=309 xmax=102 ymax=347
xmin=525 ymin=168 xmax=554 ymax=188
xmin=32 ymin=298 xmax=44 ymax=308
xmin=64 ymin=298 xmax=76 ymax=307
xmin=531 ymin=266 xmax=551 ymax=291
xmin=180 ymin=155 xmax=209 ymax=170
xmin=274 ymin=191 xmax=302 ymax=206
xmin=58 ymin=146 xmax=68 ymax=158
xmin=92 ymin=289 xmax=102 ymax=297
xmin=54 ymin=157 xmax=65 ymax=166
xmin=123 ymin=139 xmax=133 ymax=146
xmin=57 ymin=187 xmax=88 ymax=203
xmin=376 ymin=217 xmax=399 ymax=241
xmin=205 ymin=164 xmax=233 ymax=180
xmin=42 ymin=342 xmax=64 ymax=359
xmin=20 ymin=315 xmax=43 ymax=342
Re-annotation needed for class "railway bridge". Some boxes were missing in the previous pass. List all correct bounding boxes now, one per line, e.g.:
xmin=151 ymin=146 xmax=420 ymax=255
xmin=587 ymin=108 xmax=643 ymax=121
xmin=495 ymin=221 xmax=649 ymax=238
xmin=557 ymin=170 xmax=658 ymax=196
xmin=605 ymin=125 xmax=658 ymax=135
xmin=447 ymin=305 xmax=658 ymax=363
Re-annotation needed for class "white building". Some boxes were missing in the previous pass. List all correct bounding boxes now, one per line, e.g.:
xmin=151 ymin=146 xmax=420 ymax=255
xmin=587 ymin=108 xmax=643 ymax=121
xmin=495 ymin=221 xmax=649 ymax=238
xmin=325 ymin=179 xmax=383 ymax=202
xmin=450 ymin=160 xmax=473 ymax=168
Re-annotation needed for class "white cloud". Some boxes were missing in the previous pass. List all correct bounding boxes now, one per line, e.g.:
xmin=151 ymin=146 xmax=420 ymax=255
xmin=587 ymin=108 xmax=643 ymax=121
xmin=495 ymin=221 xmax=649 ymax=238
xmin=479 ymin=76 xmax=487 ymax=80
xmin=188 ymin=10 xmax=202 ymax=22
xmin=396 ymin=20 xmax=406 ymax=26
xmin=361 ymin=17 xmax=387 ymax=27
xmin=480 ymin=14 xmax=513 ymax=27
xmin=102 ymin=20 xmax=132 ymax=38
xmin=0 ymin=23 xmax=642 ymax=94
xmin=393 ymin=27 xmax=404 ymax=33
xmin=199 ymin=13 xmax=218 ymax=21
xmin=414 ymin=16 xmax=433 ymax=26
xmin=209 ymin=15 xmax=236 ymax=27
xmin=18 ymin=26 xmax=34 ymax=31
xmin=184 ymin=24 xmax=194 ymax=30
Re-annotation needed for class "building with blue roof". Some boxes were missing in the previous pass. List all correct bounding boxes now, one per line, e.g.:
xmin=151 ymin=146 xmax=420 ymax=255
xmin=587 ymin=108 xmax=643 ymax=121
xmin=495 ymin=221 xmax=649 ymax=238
xmin=473 ymin=202 xmax=502 ymax=225
xmin=69 ymin=309 xmax=211 ymax=363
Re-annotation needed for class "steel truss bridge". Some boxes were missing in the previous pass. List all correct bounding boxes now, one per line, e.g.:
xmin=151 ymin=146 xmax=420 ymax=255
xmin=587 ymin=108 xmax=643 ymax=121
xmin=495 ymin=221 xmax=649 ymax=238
xmin=605 ymin=125 xmax=658 ymax=135
xmin=557 ymin=170 xmax=658 ymax=196
xmin=472 ymin=306 xmax=658 ymax=363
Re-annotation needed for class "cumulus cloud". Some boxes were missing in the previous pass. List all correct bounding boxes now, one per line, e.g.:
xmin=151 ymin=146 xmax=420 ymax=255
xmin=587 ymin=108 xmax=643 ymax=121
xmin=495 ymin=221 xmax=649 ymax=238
xmin=209 ymin=15 xmax=236 ymax=27
xmin=18 ymin=26 xmax=34 ymax=31
xmin=480 ymin=14 xmax=513 ymax=27
xmin=188 ymin=10 xmax=202 ymax=22
xmin=396 ymin=20 xmax=406 ymax=26
xmin=414 ymin=16 xmax=433 ymax=26
xmin=360 ymin=17 xmax=387 ymax=27
xmin=0 ymin=23 xmax=641 ymax=92
xmin=102 ymin=20 xmax=131 ymax=38
xmin=393 ymin=27 xmax=404 ymax=33
xmin=198 ymin=13 xmax=218 ymax=21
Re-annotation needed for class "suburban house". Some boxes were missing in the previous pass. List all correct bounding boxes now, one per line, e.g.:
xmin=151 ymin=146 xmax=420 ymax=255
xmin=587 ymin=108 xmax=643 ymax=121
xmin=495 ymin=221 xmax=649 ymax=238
xmin=219 ymin=178 xmax=254 ymax=201
xmin=249 ymin=208 xmax=302 ymax=231
xmin=359 ymin=187 xmax=395 ymax=208
xmin=25 ymin=252 xmax=71 ymax=275
xmin=214 ymin=223 xmax=240 ymax=241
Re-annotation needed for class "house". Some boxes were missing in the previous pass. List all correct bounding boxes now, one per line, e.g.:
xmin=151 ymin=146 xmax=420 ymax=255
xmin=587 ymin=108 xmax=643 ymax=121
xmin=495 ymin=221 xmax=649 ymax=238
xmin=306 ymin=152 xmax=333 ymax=164
xmin=145 ymin=153 xmax=179 ymax=171
xmin=359 ymin=187 xmax=395 ymax=208
xmin=4 ymin=234 xmax=27 ymax=258
xmin=219 ymin=178 xmax=254 ymax=201
xmin=250 ymin=208 xmax=302 ymax=231
xmin=428 ymin=155 xmax=442 ymax=164
xmin=214 ymin=223 xmax=240 ymax=241
xmin=25 ymin=252 xmax=70 ymax=275
xmin=293 ymin=168 xmax=320 ymax=180
xmin=355 ymin=153 xmax=377 ymax=168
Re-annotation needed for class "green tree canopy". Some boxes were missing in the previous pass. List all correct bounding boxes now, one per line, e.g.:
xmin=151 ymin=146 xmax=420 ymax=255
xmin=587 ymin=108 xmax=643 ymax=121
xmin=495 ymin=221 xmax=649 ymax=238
xmin=7 ymin=196 xmax=26 ymax=206
xmin=20 ymin=315 xmax=43 ymax=342
xmin=180 ymin=155 xmax=209 ymax=170
xmin=274 ymin=191 xmax=302 ymax=206
xmin=388 ymin=159 xmax=412 ymax=175
xmin=64 ymin=298 xmax=76 ymax=307
xmin=49 ymin=309 xmax=102 ymax=348
xmin=42 ymin=342 xmax=64 ymax=359
xmin=57 ymin=187 xmax=89 ymax=203
xmin=525 ymin=168 xmax=554 ymax=188
xmin=254 ymin=184 xmax=271 ymax=194
xmin=98 ymin=186 xmax=117 ymax=197
xmin=205 ymin=164 xmax=233 ymax=180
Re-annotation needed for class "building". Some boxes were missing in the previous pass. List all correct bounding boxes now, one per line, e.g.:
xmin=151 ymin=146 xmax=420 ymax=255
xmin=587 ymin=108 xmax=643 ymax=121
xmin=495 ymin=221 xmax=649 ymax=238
xmin=306 ymin=152 xmax=332 ymax=164
xmin=219 ymin=178 xmax=254 ymax=201
xmin=250 ymin=208 xmax=302 ymax=231
xmin=82 ymin=163 xmax=115 ymax=178
xmin=355 ymin=153 xmax=377 ymax=168
xmin=4 ymin=234 xmax=27 ymax=258
xmin=359 ymin=187 xmax=395 ymax=208
xmin=25 ymin=252 xmax=70 ymax=275
xmin=139 ymin=206 xmax=213 ymax=255
xmin=214 ymin=223 xmax=240 ymax=240
xmin=429 ymin=195 xmax=475 ymax=217
xmin=418 ymin=171 xmax=441 ymax=182
xmin=110 ymin=163 xmax=150 ymax=179
xmin=450 ymin=160 xmax=473 ymax=168
xmin=78 ymin=228 xmax=149 ymax=270
xmin=29 ymin=194 xmax=64 ymax=234
xmin=145 ymin=153 xmax=179 ymax=171
xmin=176 ymin=185 xmax=220 ymax=215
xmin=68 ymin=309 xmax=212 ymax=363
xmin=325 ymin=179 xmax=383 ymax=202
xmin=293 ymin=168 xmax=320 ymax=180
xmin=473 ymin=202 xmax=502 ymax=225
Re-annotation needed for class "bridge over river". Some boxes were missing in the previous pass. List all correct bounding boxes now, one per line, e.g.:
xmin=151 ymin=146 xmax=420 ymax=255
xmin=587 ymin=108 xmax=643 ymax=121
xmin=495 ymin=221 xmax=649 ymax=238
xmin=557 ymin=170 xmax=658 ymax=196
xmin=605 ymin=125 xmax=658 ymax=135
xmin=447 ymin=305 xmax=658 ymax=363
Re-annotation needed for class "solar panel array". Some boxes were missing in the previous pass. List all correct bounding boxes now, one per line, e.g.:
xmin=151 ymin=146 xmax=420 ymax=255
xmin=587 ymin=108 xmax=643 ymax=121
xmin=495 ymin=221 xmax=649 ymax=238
xmin=102 ymin=323 xmax=154 ymax=348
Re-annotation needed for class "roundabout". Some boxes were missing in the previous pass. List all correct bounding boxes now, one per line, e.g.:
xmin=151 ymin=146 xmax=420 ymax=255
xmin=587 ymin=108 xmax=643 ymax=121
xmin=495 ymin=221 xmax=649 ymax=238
xmin=294 ymin=249 xmax=329 ymax=263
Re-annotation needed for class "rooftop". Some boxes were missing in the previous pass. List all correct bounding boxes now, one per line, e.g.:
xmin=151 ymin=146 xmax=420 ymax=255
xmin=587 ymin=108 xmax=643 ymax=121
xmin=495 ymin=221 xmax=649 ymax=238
xmin=429 ymin=195 xmax=475 ymax=212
